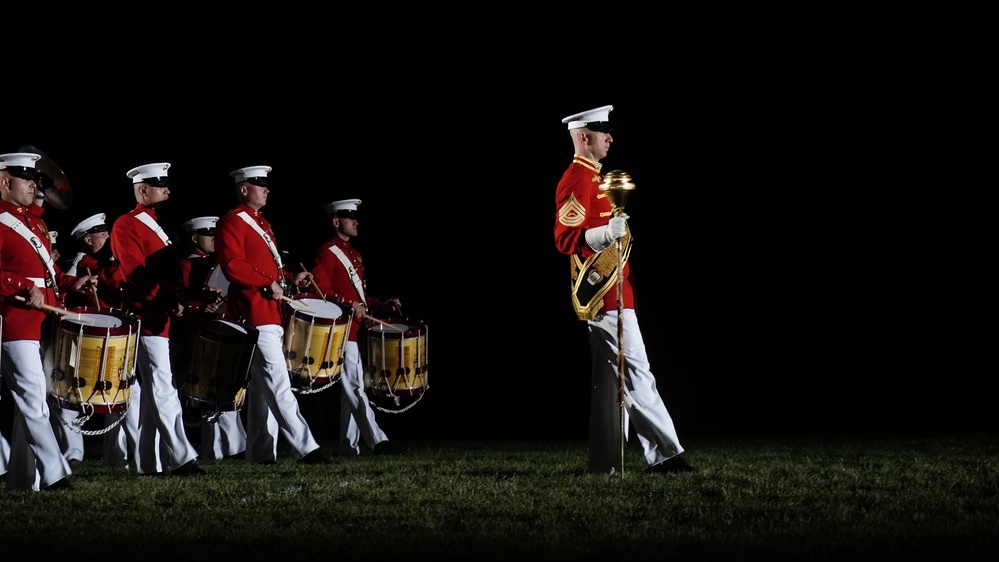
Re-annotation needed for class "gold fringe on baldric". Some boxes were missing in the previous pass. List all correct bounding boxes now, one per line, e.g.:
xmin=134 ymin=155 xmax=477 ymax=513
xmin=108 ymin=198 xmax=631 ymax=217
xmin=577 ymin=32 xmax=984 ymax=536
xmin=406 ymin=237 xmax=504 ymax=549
xmin=569 ymin=230 xmax=632 ymax=321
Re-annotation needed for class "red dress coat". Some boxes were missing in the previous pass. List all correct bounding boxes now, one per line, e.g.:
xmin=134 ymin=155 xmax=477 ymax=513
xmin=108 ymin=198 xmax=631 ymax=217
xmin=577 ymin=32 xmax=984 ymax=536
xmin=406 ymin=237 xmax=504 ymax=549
xmin=310 ymin=236 xmax=385 ymax=342
xmin=109 ymin=204 xmax=183 ymax=337
xmin=0 ymin=200 xmax=78 ymax=341
xmin=553 ymin=155 xmax=635 ymax=314
xmin=215 ymin=203 xmax=292 ymax=327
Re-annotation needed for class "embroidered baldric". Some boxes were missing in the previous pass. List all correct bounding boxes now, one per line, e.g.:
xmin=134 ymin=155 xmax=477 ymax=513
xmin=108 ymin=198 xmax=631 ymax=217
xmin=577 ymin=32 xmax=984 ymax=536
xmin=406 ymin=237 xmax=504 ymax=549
xmin=135 ymin=211 xmax=172 ymax=246
xmin=0 ymin=211 xmax=59 ymax=293
xmin=237 ymin=211 xmax=284 ymax=270
xmin=570 ymin=228 xmax=633 ymax=321
xmin=328 ymin=245 xmax=367 ymax=307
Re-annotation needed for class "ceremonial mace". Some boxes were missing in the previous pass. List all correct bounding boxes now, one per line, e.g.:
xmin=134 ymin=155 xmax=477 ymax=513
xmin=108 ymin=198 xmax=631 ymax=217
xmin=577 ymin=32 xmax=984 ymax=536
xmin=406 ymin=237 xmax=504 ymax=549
xmin=599 ymin=169 xmax=636 ymax=476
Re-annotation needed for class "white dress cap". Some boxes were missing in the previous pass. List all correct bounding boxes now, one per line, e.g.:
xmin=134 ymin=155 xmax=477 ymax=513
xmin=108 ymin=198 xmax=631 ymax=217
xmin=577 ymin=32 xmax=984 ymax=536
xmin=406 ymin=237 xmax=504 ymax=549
xmin=561 ymin=104 xmax=614 ymax=130
xmin=127 ymin=162 xmax=171 ymax=184
xmin=230 ymin=165 xmax=273 ymax=185
xmin=181 ymin=216 xmax=219 ymax=233
xmin=0 ymin=152 xmax=42 ymax=169
xmin=323 ymin=199 xmax=362 ymax=216
xmin=71 ymin=213 xmax=108 ymax=239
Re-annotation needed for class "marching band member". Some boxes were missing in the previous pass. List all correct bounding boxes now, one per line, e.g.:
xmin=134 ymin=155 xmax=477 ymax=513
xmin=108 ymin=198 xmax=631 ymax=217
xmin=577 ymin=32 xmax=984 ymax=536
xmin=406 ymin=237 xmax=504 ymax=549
xmin=0 ymin=151 xmax=95 ymax=491
xmin=64 ymin=212 xmax=143 ymax=470
xmin=176 ymin=215 xmax=247 ymax=460
xmin=109 ymin=162 xmax=203 ymax=477
xmin=553 ymin=106 xmax=695 ymax=475
xmin=215 ymin=165 xmax=329 ymax=465
xmin=24 ymin=183 xmax=86 ymax=467
xmin=64 ymin=213 xmax=123 ymax=308
xmin=21 ymin=168 xmax=86 ymax=467
xmin=310 ymin=199 xmax=405 ymax=457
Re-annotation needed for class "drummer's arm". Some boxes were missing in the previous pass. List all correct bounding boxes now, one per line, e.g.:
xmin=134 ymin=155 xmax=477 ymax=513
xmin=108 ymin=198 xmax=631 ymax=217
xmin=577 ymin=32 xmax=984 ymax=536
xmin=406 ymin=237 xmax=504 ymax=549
xmin=0 ymin=258 xmax=41 ymax=306
xmin=22 ymin=285 xmax=45 ymax=308
xmin=54 ymin=263 xmax=83 ymax=294
xmin=290 ymin=270 xmax=312 ymax=291
xmin=202 ymin=292 xmax=222 ymax=313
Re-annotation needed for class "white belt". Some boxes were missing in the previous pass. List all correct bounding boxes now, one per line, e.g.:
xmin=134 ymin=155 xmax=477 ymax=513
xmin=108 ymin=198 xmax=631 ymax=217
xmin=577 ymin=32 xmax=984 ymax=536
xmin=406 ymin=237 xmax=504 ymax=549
xmin=27 ymin=277 xmax=45 ymax=288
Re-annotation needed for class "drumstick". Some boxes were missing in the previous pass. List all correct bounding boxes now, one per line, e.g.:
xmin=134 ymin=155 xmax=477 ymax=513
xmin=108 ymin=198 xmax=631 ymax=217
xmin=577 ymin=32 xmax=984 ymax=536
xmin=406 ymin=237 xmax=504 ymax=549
xmin=14 ymin=295 xmax=96 ymax=324
xmin=85 ymin=266 xmax=101 ymax=308
xmin=280 ymin=295 xmax=317 ymax=314
xmin=364 ymin=315 xmax=405 ymax=332
xmin=299 ymin=262 xmax=326 ymax=299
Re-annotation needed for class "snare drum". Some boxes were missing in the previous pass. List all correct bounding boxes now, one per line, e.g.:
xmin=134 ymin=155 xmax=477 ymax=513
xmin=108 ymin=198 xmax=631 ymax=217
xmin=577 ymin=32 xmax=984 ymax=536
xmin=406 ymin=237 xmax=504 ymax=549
xmin=173 ymin=318 xmax=258 ymax=412
xmin=364 ymin=318 xmax=429 ymax=411
xmin=282 ymin=295 xmax=351 ymax=391
xmin=49 ymin=308 xmax=140 ymax=415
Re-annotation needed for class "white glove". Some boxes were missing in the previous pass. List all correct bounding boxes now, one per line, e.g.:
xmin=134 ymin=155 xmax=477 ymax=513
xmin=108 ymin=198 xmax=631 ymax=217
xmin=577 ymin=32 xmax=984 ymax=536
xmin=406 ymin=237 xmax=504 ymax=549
xmin=584 ymin=215 xmax=628 ymax=252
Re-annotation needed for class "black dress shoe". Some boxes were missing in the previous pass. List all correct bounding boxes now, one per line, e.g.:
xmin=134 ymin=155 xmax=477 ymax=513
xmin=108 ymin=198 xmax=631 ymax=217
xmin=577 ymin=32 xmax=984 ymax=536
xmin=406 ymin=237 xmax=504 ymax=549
xmin=172 ymin=460 xmax=207 ymax=477
xmin=298 ymin=449 xmax=332 ymax=465
xmin=45 ymin=477 xmax=74 ymax=491
xmin=645 ymin=455 xmax=696 ymax=474
xmin=373 ymin=441 xmax=406 ymax=455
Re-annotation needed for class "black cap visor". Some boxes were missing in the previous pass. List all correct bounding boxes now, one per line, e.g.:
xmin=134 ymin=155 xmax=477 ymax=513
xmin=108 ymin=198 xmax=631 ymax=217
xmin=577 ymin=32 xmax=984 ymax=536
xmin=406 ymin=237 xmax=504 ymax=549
xmin=5 ymin=166 xmax=41 ymax=182
xmin=142 ymin=176 xmax=170 ymax=188
xmin=586 ymin=121 xmax=612 ymax=134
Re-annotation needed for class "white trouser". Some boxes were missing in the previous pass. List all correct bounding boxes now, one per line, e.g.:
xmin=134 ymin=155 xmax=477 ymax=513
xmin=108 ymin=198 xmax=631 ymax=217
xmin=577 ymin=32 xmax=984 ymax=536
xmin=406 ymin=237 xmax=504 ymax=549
xmin=50 ymin=408 xmax=85 ymax=462
xmin=102 ymin=378 xmax=160 ymax=471
xmin=339 ymin=341 xmax=388 ymax=456
xmin=41 ymin=342 xmax=85 ymax=463
xmin=201 ymin=410 xmax=247 ymax=459
xmin=1 ymin=340 xmax=72 ymax=491
xmin=588 ymin=309 xmax=684 ymax=466
xmin=245 ymin=324 xmax=319 ymax=463
xmin=135 ymin=335 xmax=197 ymax=472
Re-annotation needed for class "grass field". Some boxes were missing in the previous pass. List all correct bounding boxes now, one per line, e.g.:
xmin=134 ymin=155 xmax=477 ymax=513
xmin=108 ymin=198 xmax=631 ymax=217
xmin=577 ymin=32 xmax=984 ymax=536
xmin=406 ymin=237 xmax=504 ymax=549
xmin=2 ymin=431 xmax=997 ymax=561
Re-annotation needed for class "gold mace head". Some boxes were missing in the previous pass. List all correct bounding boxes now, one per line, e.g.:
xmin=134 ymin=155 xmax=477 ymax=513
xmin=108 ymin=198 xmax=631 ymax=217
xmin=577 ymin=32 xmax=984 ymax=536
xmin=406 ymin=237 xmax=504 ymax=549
xmin=598 ymin=169 xmax=636 ymax=212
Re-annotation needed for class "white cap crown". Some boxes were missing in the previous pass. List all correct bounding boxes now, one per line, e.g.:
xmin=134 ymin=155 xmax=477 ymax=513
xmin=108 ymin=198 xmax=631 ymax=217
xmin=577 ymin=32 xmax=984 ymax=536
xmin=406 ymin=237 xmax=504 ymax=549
xmin=182 ymin=216 xmax=219 ymax=233
xmin=323 ymin=199 xmax=362 ymax=216
xmin=0 ymin=152 xmax=42 ymax=169
xmin=561 ymin=105 xmax=614 ymax=130
xmin=127 ymin=162 xmax=171 ymax=184
xmin=230 ymin=165 xmax=272 ymax=185
xmin=71 ymin=213 xmax=108 ymax=239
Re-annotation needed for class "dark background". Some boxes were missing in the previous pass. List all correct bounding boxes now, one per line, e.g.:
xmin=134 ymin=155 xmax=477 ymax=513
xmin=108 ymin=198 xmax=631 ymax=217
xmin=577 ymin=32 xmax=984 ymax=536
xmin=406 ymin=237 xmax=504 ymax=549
xmin=3 ymin=6 xmax=996 ymax=444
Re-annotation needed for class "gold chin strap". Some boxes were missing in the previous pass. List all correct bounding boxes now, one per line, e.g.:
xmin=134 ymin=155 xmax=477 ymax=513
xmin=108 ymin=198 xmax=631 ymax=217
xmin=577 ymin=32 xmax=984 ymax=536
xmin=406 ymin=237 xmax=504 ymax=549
xmin=569 ymin=230 xmax=632 ymax=321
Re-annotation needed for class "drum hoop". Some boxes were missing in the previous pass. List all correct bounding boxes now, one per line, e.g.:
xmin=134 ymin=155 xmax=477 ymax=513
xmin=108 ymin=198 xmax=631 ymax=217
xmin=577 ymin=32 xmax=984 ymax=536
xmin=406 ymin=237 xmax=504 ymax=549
xmin=367 ymin=319 xmax=426 ymax=340
xmin=198 ymin=318 xmax=257 ymax=341
xmin=62 ymin=307 xmax=139 ymax=337
xmin=289 ymin=296 xmax=349 ymax=325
